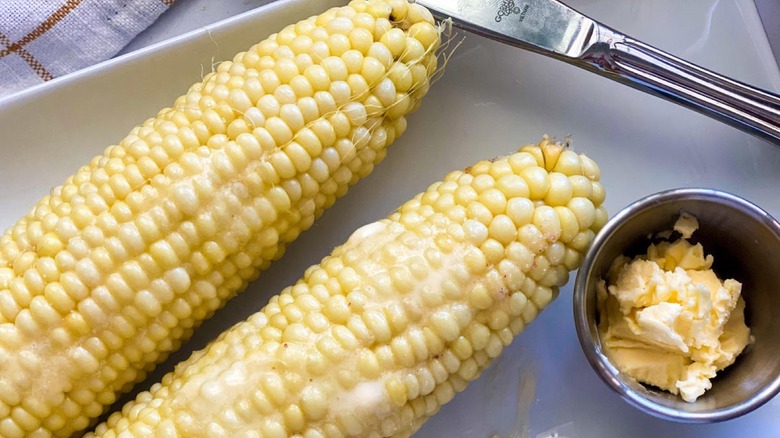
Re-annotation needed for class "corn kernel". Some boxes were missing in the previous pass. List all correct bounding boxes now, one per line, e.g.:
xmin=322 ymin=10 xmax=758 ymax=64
xmin=506 ymin=197 xmax=534 ymax=227
xmin=488 ymin=214 xmax=517 ymax=245
xmin=429 ymin=310 xmax=459 ymax=342
xmin=533 ymin=206 xmax=562 ymax=242
xmin=567 ymin=197 xmax=596 ymax=229
xmin=519 ymin=166 xmax=550 ymax=200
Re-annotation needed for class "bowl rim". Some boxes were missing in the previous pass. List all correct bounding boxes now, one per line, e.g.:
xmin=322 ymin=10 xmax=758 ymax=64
xmin=573 ymin=187 xmax=780 ymax=423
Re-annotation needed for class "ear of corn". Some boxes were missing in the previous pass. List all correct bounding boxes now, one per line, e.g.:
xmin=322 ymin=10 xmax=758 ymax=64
xmin=0 ymin=1 xmax=440 ymax=436
xmin=89 ymin=139 xmax=607 ymax=438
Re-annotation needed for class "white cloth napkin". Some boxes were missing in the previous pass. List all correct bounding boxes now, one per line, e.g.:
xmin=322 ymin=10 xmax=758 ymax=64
xmin=0 ymin=0 xmax=174 ymax=97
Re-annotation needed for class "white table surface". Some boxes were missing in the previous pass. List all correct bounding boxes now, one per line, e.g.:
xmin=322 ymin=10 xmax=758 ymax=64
xmin=2 ymin=0 xmax=780 ymax=437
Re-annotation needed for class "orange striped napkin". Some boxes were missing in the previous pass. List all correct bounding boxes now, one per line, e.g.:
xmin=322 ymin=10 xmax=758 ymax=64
xmin=0 ymin=0 xmax=175 ymax=97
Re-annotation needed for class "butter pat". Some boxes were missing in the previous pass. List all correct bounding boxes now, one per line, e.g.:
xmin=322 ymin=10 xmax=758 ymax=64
xmin=597 ymin=215 xmax=752 ymax=402
xmin=673 ymin=211 xmax=698 ymax=239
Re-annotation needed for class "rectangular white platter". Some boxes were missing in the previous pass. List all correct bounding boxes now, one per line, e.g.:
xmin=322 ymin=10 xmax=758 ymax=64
xmin=1 ymin=0 xmax=779 ymax=436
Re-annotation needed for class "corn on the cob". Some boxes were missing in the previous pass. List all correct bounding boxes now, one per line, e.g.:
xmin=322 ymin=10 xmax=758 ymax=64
xmin=0 ymin=1 xmax=440 ymax=436
xmin=90 ymin=139 xmax=607 ymax=438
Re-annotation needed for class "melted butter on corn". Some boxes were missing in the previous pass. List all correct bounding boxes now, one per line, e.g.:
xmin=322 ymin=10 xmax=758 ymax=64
xmin=90 ymin=138 xmax=607 ymax=437
xmin=0 ymin=0 xmax=441 ymax=436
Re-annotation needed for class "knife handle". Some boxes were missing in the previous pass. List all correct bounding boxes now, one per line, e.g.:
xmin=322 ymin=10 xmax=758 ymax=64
xmin=580 ymin=27 xmax=780 ymax=145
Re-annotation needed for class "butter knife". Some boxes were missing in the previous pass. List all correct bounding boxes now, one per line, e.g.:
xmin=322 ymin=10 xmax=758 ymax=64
xmin=414 ymin=0 xmax=780 ymax=146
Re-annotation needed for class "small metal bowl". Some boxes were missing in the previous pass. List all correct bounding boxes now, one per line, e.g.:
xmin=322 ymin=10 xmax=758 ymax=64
xmin=573 ymin=188 xmax=780 ymax=423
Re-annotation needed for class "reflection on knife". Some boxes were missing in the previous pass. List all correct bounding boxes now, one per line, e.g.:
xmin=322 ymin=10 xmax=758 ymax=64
xmin=414 ymin=0 xmax=780 ymax=146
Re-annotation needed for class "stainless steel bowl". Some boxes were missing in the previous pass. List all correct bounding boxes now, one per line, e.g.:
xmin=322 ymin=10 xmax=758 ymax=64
xmin=573 ymin=188 xmax=780 ymax=423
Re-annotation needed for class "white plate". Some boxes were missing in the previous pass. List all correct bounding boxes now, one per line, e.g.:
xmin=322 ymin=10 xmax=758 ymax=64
xmin=1 ymin=0 xmax=779 ymax=437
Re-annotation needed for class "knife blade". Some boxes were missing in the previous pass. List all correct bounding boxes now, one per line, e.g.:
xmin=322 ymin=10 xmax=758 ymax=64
xmin=415 ymin=0 xmax=601 ymax=60
xmin=413 ymin=0 xmax=780 ymax=146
